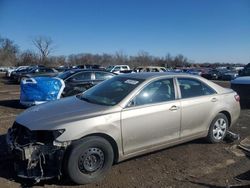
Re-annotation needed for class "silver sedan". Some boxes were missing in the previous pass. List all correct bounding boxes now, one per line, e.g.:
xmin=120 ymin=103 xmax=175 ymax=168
xmin=7 ymin=72 xmax=240 ymax=184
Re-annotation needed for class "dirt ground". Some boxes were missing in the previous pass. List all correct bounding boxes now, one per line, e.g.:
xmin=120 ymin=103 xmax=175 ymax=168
xmin=0 ymin=73 xmax=250 ymax=188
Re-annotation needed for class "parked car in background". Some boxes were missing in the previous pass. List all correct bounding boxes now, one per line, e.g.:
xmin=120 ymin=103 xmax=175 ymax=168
xmin=202 ymin=69 xmax=221 ymax=80
xmin=13 ymin=66 xmax=58 ymax=83
xmin=5 ymin=66 xmax=29 ymax=78
xmin=239 ymin=63 xmax=250 ymax=76
xmin=202 ymin=68 xmax=229 ymax=80
xmin=106 ymin=65 xmax=130 ymax=74
xmin=7 ymin=73 xmax=240 ymax=184
xmin=231 ymin=76 xmax=250 ymax=106
xmin=20 ymin=69 xmax=116 ymax=106
xmin=4 ymin=67 xmax=16 ymax=76
xmin=58 ymin=69 xmax=116 ymax=97
xmin=11 ymin=66 xmax=33 ymax=79
xmin=135 ymin=66 xmax=166 ymax=72
xmin=54 ymin=66 xmax=71 ymax=72
xmin=0 ymin=67 xmax=5 ymax=72
xmin=221 ymin=71 xmax=238 ymax=81
xmin=76 ymin=64 xmax=104 ymax=70
xmin=186 ymin=69 xmax=203 ymax=76
xmin=0 ymin=66 xmax=12 ymax=72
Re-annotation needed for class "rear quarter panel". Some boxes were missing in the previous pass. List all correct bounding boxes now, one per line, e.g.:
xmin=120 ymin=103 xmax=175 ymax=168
xmin=217 ymin=91 xmax=240 ymax=127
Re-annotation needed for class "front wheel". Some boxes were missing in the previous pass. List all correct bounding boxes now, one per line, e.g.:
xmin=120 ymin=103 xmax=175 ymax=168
xmin=65 ymin=136 xmax=114 ymax=185
xmin=207 ymin=113 xmax=228 ymax=143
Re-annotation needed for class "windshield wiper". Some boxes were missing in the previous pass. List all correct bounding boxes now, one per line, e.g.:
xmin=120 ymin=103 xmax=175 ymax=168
xmin=77 ymin=95 xmax=111 ymax=106
xmin=77 ymin=95 xmax=91 ymax=102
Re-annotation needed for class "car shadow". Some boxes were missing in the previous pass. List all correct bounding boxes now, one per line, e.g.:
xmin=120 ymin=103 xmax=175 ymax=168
xmin=241 ymin=103 xmax=250 ymax=109
xmin=0 ymin=100 xmax=26 ymax=109
xmin=0 ymin=134 xmax=16 ymax=181
xmin=1 ymin=78 xmax=19 ymax=85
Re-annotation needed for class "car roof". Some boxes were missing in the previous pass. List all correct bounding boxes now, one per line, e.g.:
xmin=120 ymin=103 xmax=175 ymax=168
xmin=65 ymin=69 xmax=116 ymax=77
xmin=117 ymin=72 xmax=191 ymax=80
xmin=136 ymin=66 xmax=166 ymax=69
xmin=68 ymin=69 xmax=111 ymax=73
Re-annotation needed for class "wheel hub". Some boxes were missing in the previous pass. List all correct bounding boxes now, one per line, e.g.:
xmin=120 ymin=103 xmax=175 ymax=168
xmin=213 ymin=118 xmax=227 ymax=140
xmin=78 ymin=147 xmax=104 ymax=173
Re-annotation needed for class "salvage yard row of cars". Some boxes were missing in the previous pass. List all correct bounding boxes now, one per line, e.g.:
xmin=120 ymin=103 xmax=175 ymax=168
xmin=1 ymin=63 xmax=250 ymax=185
xmin=3 ymin=64 xmax=250 ymax=107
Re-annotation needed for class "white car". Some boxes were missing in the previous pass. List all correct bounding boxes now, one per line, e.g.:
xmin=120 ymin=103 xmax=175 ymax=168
xmin=106 ymin=65 xmax=130 ymax=74
xmin=6 ymin=66 xmax=29 ymax=77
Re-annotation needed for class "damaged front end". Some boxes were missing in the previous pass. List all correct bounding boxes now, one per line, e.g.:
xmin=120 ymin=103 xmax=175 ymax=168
xmin=6 ymin=122 xmax=70 ymax=182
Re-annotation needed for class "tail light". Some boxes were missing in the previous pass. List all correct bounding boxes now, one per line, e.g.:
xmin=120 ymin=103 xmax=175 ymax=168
xmin=234 ymin=94 xmax=240 ymax=102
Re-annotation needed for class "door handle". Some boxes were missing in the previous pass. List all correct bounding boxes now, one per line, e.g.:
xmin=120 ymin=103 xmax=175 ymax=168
xmin=211 ymin=98 xmax=218 ymax=102
xmin=169 ymin=105 xmax=179 ymax=111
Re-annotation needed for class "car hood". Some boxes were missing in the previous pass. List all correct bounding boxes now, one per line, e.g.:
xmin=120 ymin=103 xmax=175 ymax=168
xmin=16 ymin=96 xmax=118 ymax=131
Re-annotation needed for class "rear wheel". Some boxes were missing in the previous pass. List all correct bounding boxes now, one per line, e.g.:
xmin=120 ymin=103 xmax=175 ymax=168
xmin=207 ymin=113 xmax=228 ymax=143
xmin=65 ymin=136 xmax=114 ymax=185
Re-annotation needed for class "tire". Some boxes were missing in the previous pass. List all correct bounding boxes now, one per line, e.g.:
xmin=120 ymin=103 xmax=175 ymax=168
xmin=207 ymin=113 xmax=228 ymax=143
xmin=65 ymin=136 xmax=114 ymax=185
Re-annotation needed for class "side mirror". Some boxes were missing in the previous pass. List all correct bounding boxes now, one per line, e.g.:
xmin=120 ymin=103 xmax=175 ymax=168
xmin=127 ymin=99 xmax=135 ymax=108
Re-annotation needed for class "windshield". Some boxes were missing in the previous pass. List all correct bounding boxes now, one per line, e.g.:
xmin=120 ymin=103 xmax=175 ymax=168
xmin=106 ymin=65 xmax=114 ymax=72
xmin=17 ymin=67 xmax=32 ymax=73
xmin=57 ymin=70 xmax=75 ymax=80
xmin=29 ymin=67 xmax=39 ymax=73
xmin=77 ymin=76 xmax=144 ymax=106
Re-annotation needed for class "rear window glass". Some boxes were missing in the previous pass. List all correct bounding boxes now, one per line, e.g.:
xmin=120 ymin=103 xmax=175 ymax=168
xmin=178 ymin=78 xmax=216 ymax=98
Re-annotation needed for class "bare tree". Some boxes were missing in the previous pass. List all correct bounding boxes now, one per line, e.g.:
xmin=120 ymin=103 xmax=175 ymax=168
xmin=114 ymin=50 xmax=128 ymax=65
xmin=0 ymin=36 xmax=19 ymax=66
xmin=18 ymin=50 xmax=39 ymax=66
xmin=32 ymin=36 xmax=54 ymax=64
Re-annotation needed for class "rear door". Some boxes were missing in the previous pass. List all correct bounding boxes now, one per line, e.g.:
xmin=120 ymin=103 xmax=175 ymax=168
xmin=121 ymin=78 xmax=181 ymax=155
xmin=177 ymin=77 xmax=218 ymax=138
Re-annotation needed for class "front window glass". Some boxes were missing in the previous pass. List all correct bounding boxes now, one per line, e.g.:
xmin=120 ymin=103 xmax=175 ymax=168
xmin=71 ymin=72 xmax=92 ymax=81
xmin=132 ymin=79 xmax=175 ymax=106
xmin=57 ymin=70 xmax=74 ymax=80
xmin=78 ymin=77 xmax=144 ymax=106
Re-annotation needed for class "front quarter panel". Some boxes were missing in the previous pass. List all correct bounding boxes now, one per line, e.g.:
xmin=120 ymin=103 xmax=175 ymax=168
xmin=56 ymin=111 xmax=123 ymax=154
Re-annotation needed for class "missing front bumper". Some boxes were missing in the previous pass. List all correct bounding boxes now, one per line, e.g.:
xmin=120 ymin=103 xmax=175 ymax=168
xmin=6 ymin=124 xmax=68 ymax=182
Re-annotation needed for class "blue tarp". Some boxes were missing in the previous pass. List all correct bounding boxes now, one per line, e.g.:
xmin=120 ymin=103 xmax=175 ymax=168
xmin=20 ymin=77 xmax=65 ymax=106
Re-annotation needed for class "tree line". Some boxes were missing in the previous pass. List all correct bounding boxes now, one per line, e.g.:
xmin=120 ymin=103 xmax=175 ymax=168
xmin=0 ymin=35 xmax=245 ymax=68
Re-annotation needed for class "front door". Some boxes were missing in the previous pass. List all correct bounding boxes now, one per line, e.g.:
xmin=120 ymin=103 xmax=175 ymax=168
xmin=121 ymin=78 xmax=181 ymax=155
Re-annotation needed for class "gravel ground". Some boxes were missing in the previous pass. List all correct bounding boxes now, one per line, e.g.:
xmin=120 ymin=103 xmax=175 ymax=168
xmin=0 ymin=73 xmax=250 ymax=188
